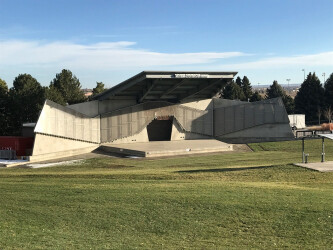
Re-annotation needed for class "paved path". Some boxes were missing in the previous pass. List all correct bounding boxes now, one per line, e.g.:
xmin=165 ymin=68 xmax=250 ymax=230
xmin=294 ymin=161 xmax=333 ymax=172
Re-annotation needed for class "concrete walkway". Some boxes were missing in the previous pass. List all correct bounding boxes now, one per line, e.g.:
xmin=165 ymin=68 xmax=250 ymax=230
xmin=294 ymin=161 xmax=333 ymax=172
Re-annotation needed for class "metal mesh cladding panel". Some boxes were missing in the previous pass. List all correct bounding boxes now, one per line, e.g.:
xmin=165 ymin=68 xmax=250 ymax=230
xmin=100 ymin=101 xmax=213 ymax=143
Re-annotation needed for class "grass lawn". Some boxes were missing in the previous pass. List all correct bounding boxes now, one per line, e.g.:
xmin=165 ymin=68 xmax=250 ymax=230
xmin=0 ymin=139 xmax=333 ymax=249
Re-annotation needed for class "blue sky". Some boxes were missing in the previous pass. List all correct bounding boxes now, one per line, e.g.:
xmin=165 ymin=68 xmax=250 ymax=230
xmin=1 ymin=0 xmax=332 ymax=88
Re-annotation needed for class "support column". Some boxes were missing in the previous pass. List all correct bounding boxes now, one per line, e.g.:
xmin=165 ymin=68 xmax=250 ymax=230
xmin=321 ymin=137 xmax=325 ymax=163
xmin=302 ymin=138 xmax=305 ymax=163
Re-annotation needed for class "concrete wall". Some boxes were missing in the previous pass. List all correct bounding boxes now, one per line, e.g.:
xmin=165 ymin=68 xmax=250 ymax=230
xmin=218 ymin=123 xmax=294 ymax=143
xmin=31 ymin=133 xmax=98 ymax=161
xmin=98 ymin=99 xmax=137 ymax=114
xmin=180 ymin=99 xmax=213 ymax=111
xmin=170 ymin=119 xmax=211 ymax=140
xmin=108 ymin=127 xmax=149 ymax=144
xmin=30 ymin=97 xmax=294 ymax=161
xmin=67 ymin=100 xmax=99 ymax=117
xmin=213 ymin=98 xmax=247 ymax=108
xmin=213 ymin=97 xmax=294 ymax=143
xmin=35 ymin=100 xmax=100 ymax=143
xmin=213 ymin=98 xmax=291 ymax=137
xmin=100 ymin=101 xmax=213 ymax=143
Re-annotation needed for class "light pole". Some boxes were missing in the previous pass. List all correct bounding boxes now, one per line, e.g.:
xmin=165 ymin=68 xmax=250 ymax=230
xmin=322 ymin=73 xmax=326 ymax=83
xmin=302 ymin=69 xmax=305 ymax=81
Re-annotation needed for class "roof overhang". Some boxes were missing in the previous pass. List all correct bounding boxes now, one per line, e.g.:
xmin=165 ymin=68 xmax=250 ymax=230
xmin=93 ymin=71 xmax=237 ymax=103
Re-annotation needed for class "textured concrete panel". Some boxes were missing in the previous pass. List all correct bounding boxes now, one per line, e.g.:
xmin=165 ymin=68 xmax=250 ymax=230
xmin=213 ymin=97 xmax=291 ymax=137
xmin=98 ymin=99 xmax=137 ymax=114
xmin=31 ymin=134 xmax=98 ymax=162
xmin=35 ymin=100 xmax=100 ymax=143
xmin=67 ymin=101 xmax=99 ymax=117
xmin=217 ymin=123 xmax=294 ymax=143
xmin=100 ymin=101 xmax=212 ymax=143
xmin=180 ymin=99 xmax=213 ymax=110
xmin=213 ymin=98 xmax=247 ymax=108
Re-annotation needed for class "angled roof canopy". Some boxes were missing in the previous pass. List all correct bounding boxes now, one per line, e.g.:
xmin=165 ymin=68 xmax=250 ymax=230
xmin=93 ymin=71 xmax=237 ymax=103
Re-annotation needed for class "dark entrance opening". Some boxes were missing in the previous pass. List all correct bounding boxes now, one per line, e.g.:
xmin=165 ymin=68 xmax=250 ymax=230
xmin=147 ymin=117 xmax=173 ymax=141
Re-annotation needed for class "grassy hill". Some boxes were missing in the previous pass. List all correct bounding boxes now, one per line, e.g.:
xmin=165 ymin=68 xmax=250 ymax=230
xmin=0 ymin=139 xmax=332 ymax=249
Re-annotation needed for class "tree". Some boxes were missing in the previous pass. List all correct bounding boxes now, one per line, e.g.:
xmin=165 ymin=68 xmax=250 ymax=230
xmin=283 ymin=95 xmax=295 ymax=114
xmin=222 ymin=81 xmax=245 ymax=100
xmin=92 ymin=82 xmax=106 ymax=97
xmin=250 ymin=91 xmax=262 ymax=102
xmin=295 ymin=73 xmax=324 ymax=123
xmin=0 ymin=78 xmax=8 ymax=96
xmin=50 ymin=69 xmax=86 ymax=105
xmin=241 ymin=76 xmax=253 ymax=101
xmin=266 ymin=80 xmax=285 ymax=99
xmin=323 ymin=106 xmax=332 ymax=123
xmin=316 ymin=106 xmax=322 ymax=125
xmin=45 ymin=85 xmax=66 ymax=105
xmin=8 ymin=74 xmax=46 ymax=135
xmin=324 ymin=73 xmax=333 ymax=109
xmin=0 ymin=78 xmax=9 ymax=135
xmin=266 ymin=80 xmax=295 ymax=114
xmin=235 ymin=76 xmax=242 ymax=87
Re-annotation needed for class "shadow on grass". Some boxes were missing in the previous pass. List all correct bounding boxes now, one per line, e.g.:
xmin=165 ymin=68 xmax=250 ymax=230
xmin=176 ymin=165 xmax=276 ymax=173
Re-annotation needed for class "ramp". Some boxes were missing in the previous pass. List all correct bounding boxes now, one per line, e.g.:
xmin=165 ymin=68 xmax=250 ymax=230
xmin=100 ymin=139 xmax=233 ymax=157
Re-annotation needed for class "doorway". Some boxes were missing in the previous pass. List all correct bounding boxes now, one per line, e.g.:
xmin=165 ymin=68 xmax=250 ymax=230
xmin=147 ymin=117 xmax=173 ymax=141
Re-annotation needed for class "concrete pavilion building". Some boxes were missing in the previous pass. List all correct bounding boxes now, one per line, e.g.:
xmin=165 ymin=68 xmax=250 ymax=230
xmin=29 ymin=71 xmax=293 ymax=161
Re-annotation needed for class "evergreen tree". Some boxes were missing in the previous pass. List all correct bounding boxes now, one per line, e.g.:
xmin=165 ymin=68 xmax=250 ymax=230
xmin=0 ymin=78 xmax=8 ymax=96
xmin=324 ymin=73 xmax=333 ymax=109
xmin=45 ymin=85 xmax=66 ymax=105
xmin=50 ymin=69 xmax=86 ymax=105
xmin=283 ymin=95 xmax=295 ymax=114
xmin=222 ymin=81 xmax=245 ymax=100
xmin=266 ymin=80 xmax=285 ymax=99
xmin=241 ymin=76 xmax=253 ymax=101
xmin=249 ymin=91 xmax=262 ymax=102
xmin=295 ymin=73 xmax=324 ymax=123
xmin=266 ymin=80 xmax=295 ymax=114
xmin=8 ymin=74 xmax=46 ymax=135
xmin=0 ymin=78 xmax=9 ymax=135
xmin=92 ymin=82 xmax=106 ymax=97
xmin=235 ymin=76 xmax=242 ymax=87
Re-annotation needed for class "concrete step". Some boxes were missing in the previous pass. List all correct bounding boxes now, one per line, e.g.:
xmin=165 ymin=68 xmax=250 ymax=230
xmin=100 ymin=139 xmax=233 ymax=158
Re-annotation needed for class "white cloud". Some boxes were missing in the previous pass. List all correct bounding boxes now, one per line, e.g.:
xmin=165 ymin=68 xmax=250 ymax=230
xmin=0 ymin=40 xmax=247 ymax=70
xmin=220 ymin=51 xmax=333 ymax=70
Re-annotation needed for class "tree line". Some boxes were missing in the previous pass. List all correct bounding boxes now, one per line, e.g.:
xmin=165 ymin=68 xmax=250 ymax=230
xmin=0 ymin=69 xmax=106 ymax=136
xmin=222 ymin=73 xmax=333 ymax=124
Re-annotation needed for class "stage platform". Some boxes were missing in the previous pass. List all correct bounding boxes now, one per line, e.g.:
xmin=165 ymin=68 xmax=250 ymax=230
xmin=100 ymin=140 xmax=233 ymax=157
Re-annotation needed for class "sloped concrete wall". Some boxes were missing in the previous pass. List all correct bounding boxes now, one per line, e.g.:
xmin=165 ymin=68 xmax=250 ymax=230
xmin=67 ymin=100 xmax=99 ymax=117
xmin=213 ymin=97 xmax=294 ymax=143
xmin=35 ymin=100 xmax=100 ymax=143
xmin=30 ymin=133 xmax=98 ymax=162
xmin=100 ymin=101 xmax=213 ymax=143
xmin=218 ymin=124 xmax=294 ymax=143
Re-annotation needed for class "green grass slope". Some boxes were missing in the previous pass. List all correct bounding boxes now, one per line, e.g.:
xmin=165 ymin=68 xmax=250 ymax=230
xmin=0 ymin=139 xmax=332 ymax=249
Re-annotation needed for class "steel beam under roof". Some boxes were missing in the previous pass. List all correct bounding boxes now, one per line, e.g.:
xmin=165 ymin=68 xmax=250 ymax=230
xmin=93 ymin=71 xmax=237 ymax=102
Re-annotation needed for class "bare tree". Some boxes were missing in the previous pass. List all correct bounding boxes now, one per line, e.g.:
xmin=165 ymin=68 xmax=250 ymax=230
xmin=323 ymin=106 xmax=333 ymax=123
xmin=317 ymin=106 xmax=322 ymax=125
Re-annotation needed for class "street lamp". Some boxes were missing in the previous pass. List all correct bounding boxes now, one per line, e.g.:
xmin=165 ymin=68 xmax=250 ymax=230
xmin=322 ymin=73 xmax=326 ymax=83
xmin=302 ymin=69 xmax=305 ymax=81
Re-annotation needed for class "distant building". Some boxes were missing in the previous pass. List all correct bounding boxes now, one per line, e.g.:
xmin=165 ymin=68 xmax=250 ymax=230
xmin=82 ymin=88 xmax=93 ymax=97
